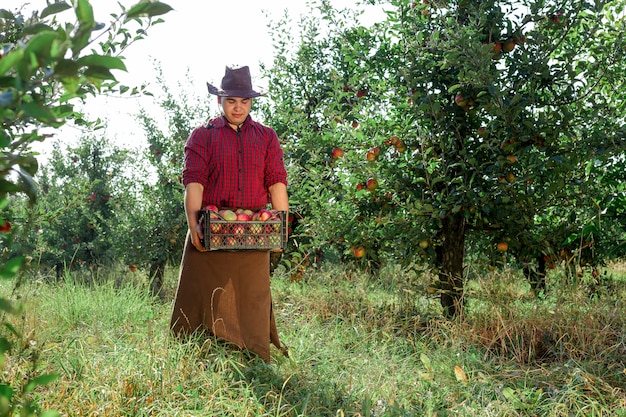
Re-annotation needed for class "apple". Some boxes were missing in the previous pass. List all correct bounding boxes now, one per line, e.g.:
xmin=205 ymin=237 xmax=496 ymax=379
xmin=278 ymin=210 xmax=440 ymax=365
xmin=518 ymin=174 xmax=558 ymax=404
xmin=204 ymin=204 xmax=219 ymax=212
xmin=502 ymin=39 xmax=515 ymax=53
xmin=236 ymin=213 xmax=252 ymax=221
xmin=256 ymin=209 xmax=272 ymax=221
xmin=0 ymin=221 xmax=11 ymax=233
xmin=395 ymin=141 xmax=407 ymax=153
xmin=506 ymin=155 xmax=517 ymax=164
xmin=496 ymin=242 xmax=508 ymax=252
xmin=210 ymin=223 xmax=223 ymax=234
xmin=331 ymin=147 xmax=344 ymax=159
xmin=366 ymin=178 xmax=379 ymax=191
xmin=419 ymin=240 xmax=429 ymax=249
xmin=352 ymin=121 xmax=359 ymax=129
xmin=233 ymin=224 xmax=245 ymax=234
xmin=249 ymin=223 xmax=263 ymax=234
xmin=352 ymin=246 xmax=366 ymax=258
xmin=454 ymin=93 xmax=468 ymax=108
xmin=356 ymin=183 xmax=365 ymax=191
xmin=129 ymin=263 xmax=138 ymax=272
xmin=506 ymin=172 xmax=515 ymax=182
xmin=356 ymin=89 xmax=367 ymax=98
xmin=490 ymin=42 xmax=502 ymax=53
xmin=219 ymin=209 xmax=237 ymax=221
xmin=210 ymin=235 xmax=223 ymax=247
xmin=477 ymin=127 xmax=488 ymax=137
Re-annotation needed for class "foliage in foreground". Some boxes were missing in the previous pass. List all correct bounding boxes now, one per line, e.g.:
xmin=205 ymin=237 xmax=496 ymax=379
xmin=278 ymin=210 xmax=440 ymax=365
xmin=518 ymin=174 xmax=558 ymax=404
xmin=2 ymin=262 xmax=624 ymax=416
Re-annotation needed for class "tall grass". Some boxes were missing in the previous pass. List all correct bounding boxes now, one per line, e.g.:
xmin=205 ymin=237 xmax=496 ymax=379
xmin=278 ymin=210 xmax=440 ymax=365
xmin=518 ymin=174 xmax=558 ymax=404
xmin=2 ymin=261 xmax=625 ymax=416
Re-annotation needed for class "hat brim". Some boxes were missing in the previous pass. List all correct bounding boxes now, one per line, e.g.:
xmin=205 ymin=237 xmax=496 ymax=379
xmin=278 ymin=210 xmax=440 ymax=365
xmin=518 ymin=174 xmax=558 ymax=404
xmin=207 ymin=82 xmax=265 ymax=98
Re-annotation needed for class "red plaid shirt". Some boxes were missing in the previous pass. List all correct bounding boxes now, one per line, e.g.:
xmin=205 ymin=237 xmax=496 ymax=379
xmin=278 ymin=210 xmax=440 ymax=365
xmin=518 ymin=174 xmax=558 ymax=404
xmin=182 ymin=116 xmax=288 ymax=210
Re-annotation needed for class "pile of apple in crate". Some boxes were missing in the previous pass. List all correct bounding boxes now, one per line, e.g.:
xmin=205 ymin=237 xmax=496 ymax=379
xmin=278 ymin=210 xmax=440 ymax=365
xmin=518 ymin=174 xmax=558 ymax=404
xmin=201 ymin=204 xmax=287 ymax=250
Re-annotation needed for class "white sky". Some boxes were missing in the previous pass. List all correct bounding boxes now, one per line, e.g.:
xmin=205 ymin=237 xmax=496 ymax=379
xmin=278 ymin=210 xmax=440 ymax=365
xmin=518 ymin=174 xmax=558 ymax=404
xmin=3 ymin=0 xmax=385 ymax=159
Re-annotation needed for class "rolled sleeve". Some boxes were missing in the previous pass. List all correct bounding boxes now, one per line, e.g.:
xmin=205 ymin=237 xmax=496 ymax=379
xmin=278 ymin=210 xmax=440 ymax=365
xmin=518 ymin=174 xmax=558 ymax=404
xmin=182 ymin=127 xmax=210 ymax=188
xmin=265 ymin=130 xmax=288 ymax=188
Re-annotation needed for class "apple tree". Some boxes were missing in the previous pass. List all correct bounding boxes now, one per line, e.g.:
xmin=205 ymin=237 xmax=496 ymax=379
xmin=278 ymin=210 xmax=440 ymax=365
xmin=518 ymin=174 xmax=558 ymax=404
xmin=0 ymin=0 xmax=171 ymax=413
xmin=33 ymin=136 xmax=134 ymax=276
xmin=116 ymin=70 xmax=210 ymax=297
xmin=261 ymin=0 xmax=626 ymax=316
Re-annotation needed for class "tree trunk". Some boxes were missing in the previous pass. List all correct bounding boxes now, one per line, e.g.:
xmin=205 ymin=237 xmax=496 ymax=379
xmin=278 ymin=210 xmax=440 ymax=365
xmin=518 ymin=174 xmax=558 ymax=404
xmin=149 ymin=260 xmax=166 ymax=298
xmin=437 ymin=214 xmax=466 ymax=318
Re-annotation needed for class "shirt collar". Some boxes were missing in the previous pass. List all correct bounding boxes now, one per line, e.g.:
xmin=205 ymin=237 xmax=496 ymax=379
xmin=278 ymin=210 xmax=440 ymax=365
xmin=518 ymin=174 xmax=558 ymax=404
xmin=211 ymin=115 xmax=253 ymax=129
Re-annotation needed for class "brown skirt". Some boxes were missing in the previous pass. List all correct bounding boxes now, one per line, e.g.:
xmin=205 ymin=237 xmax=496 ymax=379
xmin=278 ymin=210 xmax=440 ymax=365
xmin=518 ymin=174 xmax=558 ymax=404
xmin=170 ymin=232 xmax=284 ymax=362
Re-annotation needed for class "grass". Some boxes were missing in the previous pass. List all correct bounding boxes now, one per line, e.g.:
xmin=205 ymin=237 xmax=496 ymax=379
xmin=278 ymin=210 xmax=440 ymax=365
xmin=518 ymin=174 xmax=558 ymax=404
xmin=2 ymin=260 xmax=625 ymax=416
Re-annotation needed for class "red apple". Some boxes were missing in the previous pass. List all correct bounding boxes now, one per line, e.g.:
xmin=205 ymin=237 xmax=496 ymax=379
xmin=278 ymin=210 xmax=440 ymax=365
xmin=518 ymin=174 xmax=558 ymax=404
xmin=0 ymin=221 xmax=10 ymax=233
xmin=256 ymin=209 xmax=272 ymax=221
xmin=366 ymin=178 xmax=379 ymax=191
xmin=219 ymin=209 xmax=237 ymax=221
xmin=331 ymin=147 xmax=344 ymax=159
xmin=353 ymin=246 xmax=366 ymax=258
xmin=454 ymin=93 xmax=468 ymax=107
xmin=236 ymin=213 xmax=251 ymax=221
xmin=204 ymin=204 xmax=219 ymax=212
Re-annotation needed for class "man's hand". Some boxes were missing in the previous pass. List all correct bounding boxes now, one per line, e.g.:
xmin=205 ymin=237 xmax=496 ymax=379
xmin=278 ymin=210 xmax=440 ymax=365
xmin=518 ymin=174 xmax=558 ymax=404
xmin=190 ymin=223 xmax=208 ymax=252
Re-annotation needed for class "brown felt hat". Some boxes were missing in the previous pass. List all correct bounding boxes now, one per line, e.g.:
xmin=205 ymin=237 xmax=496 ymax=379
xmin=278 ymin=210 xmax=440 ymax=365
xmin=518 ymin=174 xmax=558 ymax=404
xmin=206 ymin=66 xmax=265 ymax=98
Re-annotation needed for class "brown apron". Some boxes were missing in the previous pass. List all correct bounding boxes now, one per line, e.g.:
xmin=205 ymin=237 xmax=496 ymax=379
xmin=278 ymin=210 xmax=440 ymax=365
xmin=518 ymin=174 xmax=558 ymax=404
xmin=170 ymin=232 xmax=284 ymax=362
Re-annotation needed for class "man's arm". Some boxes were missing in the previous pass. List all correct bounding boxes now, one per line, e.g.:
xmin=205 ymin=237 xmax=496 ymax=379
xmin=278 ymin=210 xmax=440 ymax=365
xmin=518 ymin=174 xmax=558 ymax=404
xmin=184 ymin=182 xmax=207 ymax=252
xmin=268 ymin=182 xmax=288 ymax=212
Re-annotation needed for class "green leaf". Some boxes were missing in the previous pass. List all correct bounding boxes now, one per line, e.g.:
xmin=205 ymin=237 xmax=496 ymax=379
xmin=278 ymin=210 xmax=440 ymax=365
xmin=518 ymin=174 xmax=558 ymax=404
xmin=41 ymin=2 xmax=72 ymax=19
xmin=24 ymin=31 xmax=59 ymax=60
xmin=0 ymin=49 xmax=24 ymax=76
xmin=20 ymin=101 xmax=63 ymax=126
xmin=54 ymin=59 xmax=80 ymax=78
xmin=126 ymin=2 xmax=173 ymax=19
xmin=0 ymin=257 xmax=24 ymax=279
xmin=77 ymin=54 xmax=127 ymax=71
xmin=75 ymin=0 xmax=95 ymax=27
xmin=0 ymin=383 xmax=13 ymax=401
xmin=84 ymin=66 xmax=115 ymax=81
xmin=0 ymin=9 xmax=15 ymax=20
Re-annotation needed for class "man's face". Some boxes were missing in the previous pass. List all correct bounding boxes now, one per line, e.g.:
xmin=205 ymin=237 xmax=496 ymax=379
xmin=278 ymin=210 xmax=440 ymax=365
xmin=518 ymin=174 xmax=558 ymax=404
xmin=219 ymin=96 xmax=252 ymax=125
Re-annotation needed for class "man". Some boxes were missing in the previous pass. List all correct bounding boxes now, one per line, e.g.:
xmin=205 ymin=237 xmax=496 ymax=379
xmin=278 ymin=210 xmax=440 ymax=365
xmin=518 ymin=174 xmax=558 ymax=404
xmin=170 ymin=66 xmax=288 ymax=362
